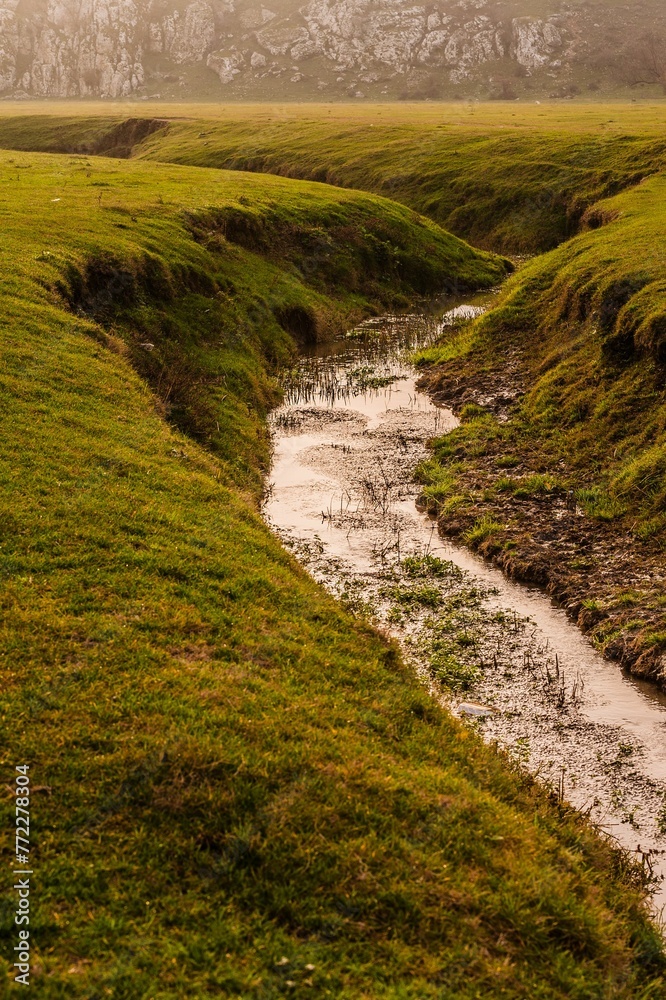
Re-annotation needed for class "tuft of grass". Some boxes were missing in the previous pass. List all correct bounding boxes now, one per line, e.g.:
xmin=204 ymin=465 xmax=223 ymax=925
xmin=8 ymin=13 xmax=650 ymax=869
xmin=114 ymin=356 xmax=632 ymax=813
xmin=464 ymin=515 xmax=505 ymax=546
xmin=644 ymin=631 xmax=666 ymax=649
xmin=460 ymin=402 xmax=491 ymax=423
xmin=430 ymin=651 xmax=480 ymax=691
xmin=496 ymin=454 xmax=522 ymax=468
xmin=495 ymin=473 xmax=561 ymax=498
xmin=613 ymin=591 xmax=643 ymax=608
xmin=401 ymin=553 xmax=461 ymax=579
xmin=577 ymin=488 xmax=628 ymax=522
xmin=388 ymin=584 xmax=444 ymax=609
xmin=415 ymin=459 xmax=464 ymax=513
xmin=513 ymin=474 xmax=562 ymax=498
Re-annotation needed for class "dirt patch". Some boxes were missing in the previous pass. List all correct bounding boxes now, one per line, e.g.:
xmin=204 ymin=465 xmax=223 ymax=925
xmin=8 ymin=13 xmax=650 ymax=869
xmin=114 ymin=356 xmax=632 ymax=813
xmin=275 ymin=304 xmax=320 ymax=345
xmin=418 ymin=357 xmax=666 ymax=688
xmin=420 ymin=345 xmax=527 ymax=420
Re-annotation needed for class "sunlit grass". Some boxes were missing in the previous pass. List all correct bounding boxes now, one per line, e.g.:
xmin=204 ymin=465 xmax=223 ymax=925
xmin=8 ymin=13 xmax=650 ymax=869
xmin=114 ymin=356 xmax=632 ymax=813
xmin=0 ymin=121 xmax=664 ymax=997
xmin=419 ymin=172 xmax=666 ymax=544
xmin=0 ymin=102 xmax=665 ymax=256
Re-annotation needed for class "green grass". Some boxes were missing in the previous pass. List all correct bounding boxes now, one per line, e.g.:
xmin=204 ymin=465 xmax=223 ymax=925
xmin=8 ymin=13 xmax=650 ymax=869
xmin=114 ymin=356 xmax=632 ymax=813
xmin=421 ymin=171 xmax=666 ymax=543
xmin=0 ymin=117 xmax=665 ymax=996
xmin=0 ymin=148 xmax=506 ymax=501
xmin=496 ymin=474 xmax=562 ymax=499
xmin=464 ymin=516 xmax=506 ymax=547
xmin=0 ymin=102 xmax=665 ymax=254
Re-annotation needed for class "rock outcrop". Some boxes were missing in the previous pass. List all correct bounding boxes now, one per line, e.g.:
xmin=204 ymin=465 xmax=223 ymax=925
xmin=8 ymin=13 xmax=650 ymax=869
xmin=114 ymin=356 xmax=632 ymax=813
xmin=0 ymin=0 xmax=662 ymax=100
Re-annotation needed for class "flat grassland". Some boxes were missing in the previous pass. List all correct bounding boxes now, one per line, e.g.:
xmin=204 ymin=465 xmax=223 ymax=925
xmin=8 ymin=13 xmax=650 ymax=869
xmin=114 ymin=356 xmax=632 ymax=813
xmin=0 ymin=110 xmax=665 ymax=997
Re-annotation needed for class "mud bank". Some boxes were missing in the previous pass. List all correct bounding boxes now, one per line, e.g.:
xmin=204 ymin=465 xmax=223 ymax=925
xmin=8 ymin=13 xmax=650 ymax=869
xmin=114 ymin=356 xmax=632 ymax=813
xmin=418 ymin=355 xmax=666 ymax=688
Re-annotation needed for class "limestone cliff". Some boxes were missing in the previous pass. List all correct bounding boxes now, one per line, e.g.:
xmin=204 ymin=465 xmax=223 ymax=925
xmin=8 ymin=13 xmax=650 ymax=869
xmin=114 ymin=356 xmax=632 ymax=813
xmin=0 ymin=0 xmax=663 ymax=100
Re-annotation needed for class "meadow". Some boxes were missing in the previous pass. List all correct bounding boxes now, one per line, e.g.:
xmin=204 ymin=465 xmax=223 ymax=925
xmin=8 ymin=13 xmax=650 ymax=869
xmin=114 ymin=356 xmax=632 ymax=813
xmin=0 ymin=109 xmax=666 ymax=996
xmin=18 ymin=98 xmax=658 ymax=671
xmin=1 ymin=101 xmax=666 ymax=252
xmin=5 ymin=105 xmax=662 ymax=540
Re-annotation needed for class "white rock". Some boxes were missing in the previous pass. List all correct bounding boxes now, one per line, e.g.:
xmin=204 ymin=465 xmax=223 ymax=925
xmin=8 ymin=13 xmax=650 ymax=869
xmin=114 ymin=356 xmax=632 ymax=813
xmin=255 ymin=21 xmax=308 ymax=57
xmin=206 ymin=47 xmax=244 ymax=83
xmin=512 ymin=17 xmax=563 ymax=70
xmin=167 ymin=2 xmax=216 ymax=64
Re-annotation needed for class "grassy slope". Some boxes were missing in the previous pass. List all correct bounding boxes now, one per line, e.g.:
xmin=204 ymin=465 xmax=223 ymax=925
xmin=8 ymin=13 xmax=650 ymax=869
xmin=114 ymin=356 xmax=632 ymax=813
xmin=416 ymin=172 xmax=666 ymax=669
xmin=133 ymin=106 xmax=666 ymax=254
xmin=21 ymin=98 xmax=657 ymax=669
xmin=5 ymin=109 xmax=661 ymax=551
xmin=0 ymin=148 xmax=505 ymax=499
xmin=0 ymin=103 xmax=666 ymax=254
xmin=421 ymin=170 xmax=666 ymax=518
xmin=0 ymin=150 xmax=664 ymax=995
xmin=490 ymin=174 xmax=666 ymax=522
xmin=0 ymin=146 xmax=662 ymax=1000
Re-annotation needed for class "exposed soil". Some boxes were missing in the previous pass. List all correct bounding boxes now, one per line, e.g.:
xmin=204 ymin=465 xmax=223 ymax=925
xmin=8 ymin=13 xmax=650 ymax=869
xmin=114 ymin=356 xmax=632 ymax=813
xmin=419 ymin=352 xmax=666 ymax=688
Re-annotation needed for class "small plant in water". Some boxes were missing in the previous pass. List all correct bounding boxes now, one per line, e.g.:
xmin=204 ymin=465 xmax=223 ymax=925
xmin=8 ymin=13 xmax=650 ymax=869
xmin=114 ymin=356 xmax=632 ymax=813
xmin=347 ymin=365 xmax=399 ymax=391
xmin=387 ymin=584 xmax=443 ymax=609
xmin=464 ymin=516 xmax=504 ymax=546
xmin=513 ymin=737 xmax=531 ymax=764
xmin=401 ymin=553 xmax=460 ymax=579
xmin=386 ymin=607 xmax=405 ymax=626
xmin=429 ymin=651 xmax=479 ymax=691
xmin=657 ymin=796 xmax=666 ymax=836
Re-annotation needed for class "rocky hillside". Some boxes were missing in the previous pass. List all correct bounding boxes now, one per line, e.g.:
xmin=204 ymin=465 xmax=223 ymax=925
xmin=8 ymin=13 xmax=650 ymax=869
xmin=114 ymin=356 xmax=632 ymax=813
xmin=0 ymin=0 xmax=664 ymax=101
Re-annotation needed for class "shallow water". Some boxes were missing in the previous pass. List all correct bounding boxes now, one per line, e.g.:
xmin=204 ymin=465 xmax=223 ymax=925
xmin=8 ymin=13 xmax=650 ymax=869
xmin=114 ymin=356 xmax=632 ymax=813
xmin=263 ymin=299 xmax=666 ymax=916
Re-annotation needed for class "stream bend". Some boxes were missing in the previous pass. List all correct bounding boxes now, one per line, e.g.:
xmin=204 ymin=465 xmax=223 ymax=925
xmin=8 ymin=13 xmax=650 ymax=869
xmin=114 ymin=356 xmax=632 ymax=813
xmin=263 ymin=299 xmax=666 ymax=916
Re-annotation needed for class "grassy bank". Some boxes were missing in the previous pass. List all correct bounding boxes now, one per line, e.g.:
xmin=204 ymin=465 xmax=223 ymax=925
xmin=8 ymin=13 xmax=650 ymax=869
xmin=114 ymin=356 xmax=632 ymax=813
xmin=416 ymin=171 xmax=666 ymax=683
xmin=0 ymin=148 xmax=506 ymax=498
xmin=0 ymin=103 xmax=666 ymax=253
xmin=0 ymin=148 xmax=664 ymax=994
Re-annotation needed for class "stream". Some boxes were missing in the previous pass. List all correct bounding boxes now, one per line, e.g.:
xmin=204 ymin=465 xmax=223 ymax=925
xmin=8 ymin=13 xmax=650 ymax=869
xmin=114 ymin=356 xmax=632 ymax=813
xmin=263 ymin=296 xmax=666 ymax=917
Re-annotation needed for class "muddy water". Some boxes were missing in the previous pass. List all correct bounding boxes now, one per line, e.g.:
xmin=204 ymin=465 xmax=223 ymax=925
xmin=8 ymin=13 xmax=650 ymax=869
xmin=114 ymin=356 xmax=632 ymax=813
xmin=263 ymin=300 xmax=666 ymax=916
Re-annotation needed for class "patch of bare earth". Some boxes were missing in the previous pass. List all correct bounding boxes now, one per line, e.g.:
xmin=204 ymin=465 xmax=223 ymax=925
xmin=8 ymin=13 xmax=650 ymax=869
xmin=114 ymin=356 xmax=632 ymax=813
xmin=418 ymin=356 xmax=666 ymax=689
